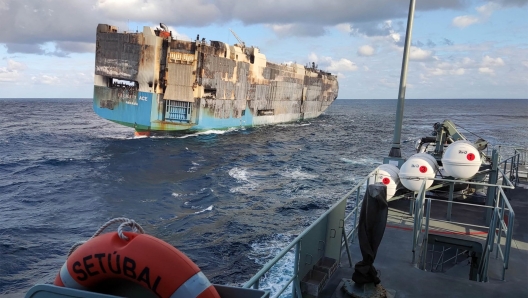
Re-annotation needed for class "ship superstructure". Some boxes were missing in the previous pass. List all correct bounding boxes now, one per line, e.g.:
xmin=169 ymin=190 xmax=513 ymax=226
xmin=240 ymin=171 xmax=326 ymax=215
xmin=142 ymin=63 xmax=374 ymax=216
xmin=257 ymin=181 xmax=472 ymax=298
xmin=93 ymin=24 xmax=339 ymax=134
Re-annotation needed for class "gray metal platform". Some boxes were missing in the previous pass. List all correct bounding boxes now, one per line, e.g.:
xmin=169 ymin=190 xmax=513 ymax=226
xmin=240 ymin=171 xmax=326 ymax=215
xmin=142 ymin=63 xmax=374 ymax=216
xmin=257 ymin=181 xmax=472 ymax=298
xmin=323 ymin=182 xmax=528 ymax=298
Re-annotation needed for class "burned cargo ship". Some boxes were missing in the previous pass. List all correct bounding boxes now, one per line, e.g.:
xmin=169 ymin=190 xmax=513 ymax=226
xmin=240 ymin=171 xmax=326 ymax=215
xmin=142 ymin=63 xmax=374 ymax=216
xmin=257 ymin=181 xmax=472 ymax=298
xmin=93 ymin=24 xmax=339 ymax=135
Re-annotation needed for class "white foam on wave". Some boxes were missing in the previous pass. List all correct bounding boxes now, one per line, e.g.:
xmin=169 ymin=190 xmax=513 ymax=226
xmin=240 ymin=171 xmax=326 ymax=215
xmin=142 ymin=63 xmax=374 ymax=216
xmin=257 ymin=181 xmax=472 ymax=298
xmin=280 ymin=167 xmax=318 ymax=180
xmin=247 ymin=233 xmax=296 ymax=297
xmin=194 ymin=205 xmax=214 ymax=214
xmin=340 ymin=157 xmax=382 ymax=166
xmin=132 ymin=135 xmax=149 ymax=139
xmin=171 ymin=192 xmax=181 ymax=198
xmin=177 ymin=128 xmax=239 ymax=139
xmin=277 ymin=122 xmax=311 ymax=127
xmin=228 ymin=167 xmax=258 ymax=193
xmin=187 ymin=161 xmax=200 ymax=173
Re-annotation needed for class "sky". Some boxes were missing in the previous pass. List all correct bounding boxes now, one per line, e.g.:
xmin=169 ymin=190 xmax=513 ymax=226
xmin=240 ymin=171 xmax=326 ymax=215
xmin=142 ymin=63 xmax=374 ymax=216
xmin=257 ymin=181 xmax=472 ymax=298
xmin=0 ymin=0 xmax=527 ymax=99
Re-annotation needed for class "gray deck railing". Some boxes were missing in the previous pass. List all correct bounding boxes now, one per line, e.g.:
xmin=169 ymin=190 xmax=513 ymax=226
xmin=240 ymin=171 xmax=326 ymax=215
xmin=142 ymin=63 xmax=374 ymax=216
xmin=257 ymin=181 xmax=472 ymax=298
xmin=244 ymin=150 xmax=521 ymax=296
xmin=411 ymin=155 xmax=516 ymax=281
xmin=243 ymin=169 xmax=378 ymax=298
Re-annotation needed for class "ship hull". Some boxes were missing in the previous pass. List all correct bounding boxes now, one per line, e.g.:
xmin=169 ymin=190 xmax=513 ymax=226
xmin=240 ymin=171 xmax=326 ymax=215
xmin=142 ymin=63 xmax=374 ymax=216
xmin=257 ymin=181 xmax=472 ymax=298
xmin=92 ymin=24 xmax=338 ymax=132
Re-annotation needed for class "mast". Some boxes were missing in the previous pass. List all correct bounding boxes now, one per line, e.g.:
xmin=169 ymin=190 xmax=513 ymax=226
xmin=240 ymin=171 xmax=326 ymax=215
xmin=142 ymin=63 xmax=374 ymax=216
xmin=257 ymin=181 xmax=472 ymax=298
xmin=388 ymin=0 xmax=417 ymax=158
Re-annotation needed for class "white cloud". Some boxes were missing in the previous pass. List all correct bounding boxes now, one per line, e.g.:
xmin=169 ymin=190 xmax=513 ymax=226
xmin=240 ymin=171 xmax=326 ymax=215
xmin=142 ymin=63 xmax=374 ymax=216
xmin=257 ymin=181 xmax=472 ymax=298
xmin=410 ymin=47 xmax=433 ymax=61
xmin=0 ymin=72 xmax=18 ymax=82
xmin=308 ymin=52 xmax=319 ymax=63
xmin=7 ymin=59 xmax=26 ymax=71
xmin=461 ymin=57 xmax=477 ymax=67
xmin=522 ymin=61 xmax=528 ymax=68
xmin=452 ymin=1 xmax=504 ymax=29
xmin=452 ymin=15 xmax=479 ymax=28
xmin=357 ymin=45 xmax=375 ymax=56
xmin=267 ymin=23 xmax=326 ymax=37
xmin=335 ymin=23 xmax=352 ymax=33
xmin=309 ymin=53 xmax=358 ymax=72
xmin=390 ymin=33 xmax=401 ymax=43
xmin=430 ymin=68 xmax=446 ymax=76
xmin=482 ymin=55 xmax=504 ymax=67
xmin=479 ymin=67 xmax=495 ymax=75
xmin=326 ymin=58 xmax=358 ymax=72
xmin=0 ymin=59 xmax=26 ymax=82
xmin=451 ymin=68 xmax=465 ymax=75
xmin=32 ymin=74 xmax=61 ymax=85
xmin=476 ymin=2 xmax=501 ymax=17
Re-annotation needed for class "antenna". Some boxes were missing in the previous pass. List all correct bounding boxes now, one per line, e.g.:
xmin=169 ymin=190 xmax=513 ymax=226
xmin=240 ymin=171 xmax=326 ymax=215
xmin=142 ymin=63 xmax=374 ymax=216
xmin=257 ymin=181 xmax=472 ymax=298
xmin=229 ymin=29 xmax=245 ymax=48
xmin=387 ymin=0 xmax=416 ymax=161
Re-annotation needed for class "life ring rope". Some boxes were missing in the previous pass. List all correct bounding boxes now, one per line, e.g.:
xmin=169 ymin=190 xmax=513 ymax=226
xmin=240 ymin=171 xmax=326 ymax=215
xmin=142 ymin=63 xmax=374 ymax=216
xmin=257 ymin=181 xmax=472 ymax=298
xmin=68 ymin=217 xmax=145 ymax=256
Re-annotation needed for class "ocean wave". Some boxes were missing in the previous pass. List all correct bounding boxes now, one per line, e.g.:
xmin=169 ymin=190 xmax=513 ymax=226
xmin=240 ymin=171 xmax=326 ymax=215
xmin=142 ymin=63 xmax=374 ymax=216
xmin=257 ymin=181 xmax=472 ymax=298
xmin=247 ymin=233 xmax=297 ymax=296
xmin=340 ymin=157 xmax=382 ymax=166
xmin=280 ymin=167 xmax=318 ymax=180
xmin=228 ymin=167 xmax=258 ymax=193
xmin=187 ymin=161 xmax=200 ymax=173
xmin=194 ymin=205 xmax=214 ymax=214
xmin=277 ymin=122 xmax=311 ymax=127
xmin=148 ymin=128 xmax=239 ymax=139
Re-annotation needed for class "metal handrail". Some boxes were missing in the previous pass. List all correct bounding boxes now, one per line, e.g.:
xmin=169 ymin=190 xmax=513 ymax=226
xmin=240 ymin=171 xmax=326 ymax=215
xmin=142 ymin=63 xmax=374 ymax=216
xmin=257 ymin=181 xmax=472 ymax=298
xmin=245 ymin=148 xmax=521 ymax=296
xmin=412 ymin=165 xmax=516 ymax=281
xmin=243 ymin=169 xmax=378 ymax=296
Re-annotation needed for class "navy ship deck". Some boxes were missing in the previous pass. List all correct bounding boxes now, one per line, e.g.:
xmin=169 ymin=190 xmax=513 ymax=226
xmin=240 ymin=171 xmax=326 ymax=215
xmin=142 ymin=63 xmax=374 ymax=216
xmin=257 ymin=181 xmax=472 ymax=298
xmin=325 ymin=182 xmax=528 ymax=298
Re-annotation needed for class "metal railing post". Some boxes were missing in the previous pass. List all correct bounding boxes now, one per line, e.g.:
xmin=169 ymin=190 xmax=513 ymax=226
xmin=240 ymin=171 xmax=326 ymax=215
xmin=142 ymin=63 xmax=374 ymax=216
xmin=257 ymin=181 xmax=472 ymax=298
xmin=352 ymin=186 xmax=361 ymax=243
xmin=447 ymin=182 xmax=454 ymax=221
xmin=514 ymin=150 xmax=521 ymax=187
xmin=342 ymin=227 xmax=353 ymax=268
xmin=292 ymin=242 xmax=301 ymax=298
xmin=421 ymin=198 xmax=432 ymax=270
xmin=486 ymin=150 xmax=499 ymax=224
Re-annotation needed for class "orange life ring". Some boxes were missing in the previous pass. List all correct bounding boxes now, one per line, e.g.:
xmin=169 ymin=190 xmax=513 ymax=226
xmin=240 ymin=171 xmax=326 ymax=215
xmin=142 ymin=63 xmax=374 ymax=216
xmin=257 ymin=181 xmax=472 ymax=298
xmin=54 ymin=231 xmax=220 ymax=298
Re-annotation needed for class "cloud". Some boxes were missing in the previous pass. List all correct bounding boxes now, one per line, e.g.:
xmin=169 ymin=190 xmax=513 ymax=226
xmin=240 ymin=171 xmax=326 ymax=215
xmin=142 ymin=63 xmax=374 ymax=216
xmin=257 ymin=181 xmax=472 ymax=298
xmin=482 ymin=55 xmax=505 ymax=67
xmin=309 ymin=53 xmax=358 ymax=73
xmin=452 ymin=15 xmax=479 ymax=28
xmin=409 ymin=47 xmax=433 ymax=61
xmin=5 ymin=43 xmax=46 ymax=54
xmin=32 ymin=74 xmax=61 ymax=85
xmin=479 ymin=67 xmax=495 ymax=74
xmin=0 ymin=1 xmax=8 ymax=11
xmin=442 ymin=38 xmax=454 ymax=46
xmin=427 ymin=39 xmax=437 ymax=48
xmin=335 ymin=23 xmax=352 ymax=34
xmin=357 ymin=45 xmax=375 ymax=56
xmin=451 ymin=0 xmax=521 ymax=28
xmin=6 ymin=59 xmax=26 ymax=71
xmin=350 ymin=20 xmax=398 ymax=38
xmin=326 ymin=58 xmax=358 ymax=72
xmin=55 ymin=42 xmax=96 ymax=54
xmin=476 ymin=2 xmax=501 ymax=17
xmin=451 ymin=68 xmax=465 ymax=75
xmin=0 ymin=59 xmax=26 ymax=82
xmin=268 ymin=23 xmax=326 ymax=38
xmin=0 ymin=0 xmax=525 ymax=58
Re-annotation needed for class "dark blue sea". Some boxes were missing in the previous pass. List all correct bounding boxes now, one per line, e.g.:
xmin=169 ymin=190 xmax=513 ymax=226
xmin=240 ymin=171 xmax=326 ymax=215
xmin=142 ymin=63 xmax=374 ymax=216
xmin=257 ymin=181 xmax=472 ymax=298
xmin=1 ymin=98 xmax=526 ymax=296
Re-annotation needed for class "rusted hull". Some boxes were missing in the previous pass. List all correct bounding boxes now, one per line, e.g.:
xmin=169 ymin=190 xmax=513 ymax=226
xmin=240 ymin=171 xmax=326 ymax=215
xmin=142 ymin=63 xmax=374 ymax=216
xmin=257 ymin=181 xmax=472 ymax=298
xmin=92 ymin=24 xmax=338 ymax=132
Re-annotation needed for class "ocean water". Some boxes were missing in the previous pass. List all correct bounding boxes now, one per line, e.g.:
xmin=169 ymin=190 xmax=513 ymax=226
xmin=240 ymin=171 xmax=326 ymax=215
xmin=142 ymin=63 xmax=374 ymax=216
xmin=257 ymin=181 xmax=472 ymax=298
xmin=0 ymin=98 xmax=526 ymax=296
